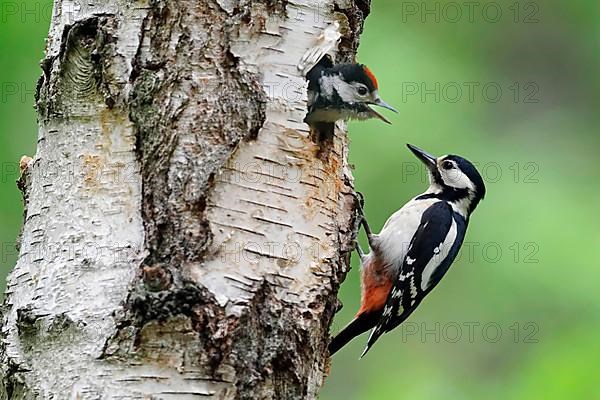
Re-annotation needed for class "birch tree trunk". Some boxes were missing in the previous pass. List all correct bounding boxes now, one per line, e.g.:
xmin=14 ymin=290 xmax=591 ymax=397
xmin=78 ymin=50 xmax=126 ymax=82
xmin=1 ymin=0 xmax=370 ymax=398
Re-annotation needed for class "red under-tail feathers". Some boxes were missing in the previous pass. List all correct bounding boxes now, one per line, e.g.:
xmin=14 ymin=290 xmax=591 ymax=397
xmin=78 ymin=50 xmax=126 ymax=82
xmin=329 ymin=256 xmax=393 ymax=355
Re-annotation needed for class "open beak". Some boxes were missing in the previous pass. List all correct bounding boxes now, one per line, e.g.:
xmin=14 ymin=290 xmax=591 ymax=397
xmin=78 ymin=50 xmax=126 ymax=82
xmin=368 ymin=97 xmax=398 ymax=124
xmin=407 ymin=144 xmax=437 ymax=170
xmin=367 ymin=107 xmax=392 ymax=124
xmin=374 ymin=98 xmax=398 ymax=113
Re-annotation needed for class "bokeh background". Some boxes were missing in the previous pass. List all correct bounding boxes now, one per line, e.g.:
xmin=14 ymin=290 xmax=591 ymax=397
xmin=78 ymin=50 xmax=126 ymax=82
xmin=1 ymin=1 xmax=599 ymax=399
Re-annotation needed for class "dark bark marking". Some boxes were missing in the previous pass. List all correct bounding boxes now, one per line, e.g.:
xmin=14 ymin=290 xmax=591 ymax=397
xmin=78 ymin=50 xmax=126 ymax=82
xmin=231 ymin=282 xmax=313 ymax=400
xmin=15 ymin=158 xmax=33 ymax=253
xmin=129 ymin=0 xmax=267 ymax=266
xmin=334 ymin=0 xmax=371 ymax=63
xmin=36 ymin=15 xmax=120 ymax=119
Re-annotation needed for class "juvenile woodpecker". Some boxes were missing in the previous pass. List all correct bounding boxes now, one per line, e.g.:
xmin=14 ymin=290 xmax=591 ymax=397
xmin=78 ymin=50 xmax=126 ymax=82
xmin=305 ymin=56 xmax=397 ymax=125
xmin=330 ymin=144 xmax=486 ymax=357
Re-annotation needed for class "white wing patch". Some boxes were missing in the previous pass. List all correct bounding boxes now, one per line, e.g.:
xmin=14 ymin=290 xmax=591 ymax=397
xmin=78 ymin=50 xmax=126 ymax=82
xmin=420 ymin=218 xmax=458 ymax=291
xmin=396 ymin=304 xmax=405 ymax=316
xmin=399 ymin=271 xmax=413 ymax=282
xmin=383 ymin=306 xmax=392 ymax=317
xmin=409 ymin=274 xmax=418 ymax=299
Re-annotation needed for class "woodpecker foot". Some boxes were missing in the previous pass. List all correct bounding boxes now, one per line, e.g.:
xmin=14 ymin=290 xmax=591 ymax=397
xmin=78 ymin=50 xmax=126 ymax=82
xmin=353 ymin=191 xmax=365 ymax=210
xmin=350 ymin=191 xmax=366 ymax=238
xmin=353 ymin=191 xmax=374 ymax=233
xmin=352 ymin=191 xmax=377 ymax=252
xmin=352 ymin=191 xmax=367 ymax=226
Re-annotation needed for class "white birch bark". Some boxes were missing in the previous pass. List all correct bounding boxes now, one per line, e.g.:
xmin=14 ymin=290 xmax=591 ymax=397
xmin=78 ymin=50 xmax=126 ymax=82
xmin=1 ymin=0 xmax=370 ymax=398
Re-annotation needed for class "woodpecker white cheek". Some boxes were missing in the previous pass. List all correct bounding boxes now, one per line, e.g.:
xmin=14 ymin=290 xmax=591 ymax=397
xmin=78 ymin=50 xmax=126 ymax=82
xmin=319 ymin=74 xmax=337 ymax=98
xmin=334 ymin=77 xmax=361 ymax=103
xmin=441 ymin=169 xmax=475 ymax=191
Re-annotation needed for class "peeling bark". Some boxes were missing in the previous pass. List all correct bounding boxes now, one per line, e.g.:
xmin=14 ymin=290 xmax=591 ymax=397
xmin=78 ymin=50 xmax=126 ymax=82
xmin=1 ymin=0 xmax=370 ymax=398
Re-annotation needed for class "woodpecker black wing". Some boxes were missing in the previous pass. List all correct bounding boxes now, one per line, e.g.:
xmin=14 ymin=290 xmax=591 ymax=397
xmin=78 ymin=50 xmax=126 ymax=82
xmin=305 ymin=55 xmax=337 ymax=140
xmin=361 ymin=201 xmax=467 ymax=357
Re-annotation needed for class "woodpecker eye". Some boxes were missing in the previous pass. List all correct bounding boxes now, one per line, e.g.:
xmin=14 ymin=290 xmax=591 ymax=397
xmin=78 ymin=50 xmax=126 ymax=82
xmin=357 ymin=86 xmax=368 ymax=96
xmin=442 ymin=161 xmax=454 ymax=170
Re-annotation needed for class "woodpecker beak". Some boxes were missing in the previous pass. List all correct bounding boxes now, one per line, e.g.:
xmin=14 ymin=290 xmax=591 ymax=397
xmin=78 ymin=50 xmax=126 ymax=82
xmin=374 ymin=98 xmax=398 ymax=113
xmin=367 ymin=97 xmax=398 ymax=124
xmin=407 ymin=144 xmax=437 ymax=169
xmin=367 ymin=107 xmax=392 ymax=124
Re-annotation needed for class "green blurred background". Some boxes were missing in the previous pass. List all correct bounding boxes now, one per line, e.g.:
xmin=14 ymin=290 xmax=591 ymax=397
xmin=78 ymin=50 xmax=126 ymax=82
xmin=1 ymin=1 xmax=599 ymax=398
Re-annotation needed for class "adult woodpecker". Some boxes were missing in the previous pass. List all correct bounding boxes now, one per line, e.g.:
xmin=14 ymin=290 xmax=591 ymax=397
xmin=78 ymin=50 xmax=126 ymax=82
xmin=329 ymin=144 xmax=486 ymax=357
xmin=305 ymin=56 xmax=397 ymax=125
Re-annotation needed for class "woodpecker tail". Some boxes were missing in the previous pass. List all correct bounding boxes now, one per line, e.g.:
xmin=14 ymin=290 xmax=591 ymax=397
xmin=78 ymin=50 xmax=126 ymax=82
xmin=328 ymin=312 xmax=379 ymax=356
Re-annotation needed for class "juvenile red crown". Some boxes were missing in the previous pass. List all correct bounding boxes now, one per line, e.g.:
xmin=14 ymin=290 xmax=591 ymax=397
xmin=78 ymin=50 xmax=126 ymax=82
xmin=362 ymin=66 xmax=379 ymax=90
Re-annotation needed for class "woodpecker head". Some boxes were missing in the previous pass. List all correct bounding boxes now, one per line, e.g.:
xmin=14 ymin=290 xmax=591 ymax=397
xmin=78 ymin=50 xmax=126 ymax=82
xmin=306 ymin=63 xmax=398 ymax=124
xmin=408 ymin=144 xmax=486 ymax=215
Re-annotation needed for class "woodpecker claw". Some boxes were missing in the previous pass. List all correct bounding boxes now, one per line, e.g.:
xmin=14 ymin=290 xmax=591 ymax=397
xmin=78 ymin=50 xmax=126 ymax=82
xmin=352 ymin=191 xmax=366 ymax=213
xmin=351 ymin=191 xmax=367 ymax=232
xmin=351 ymin=191 xmax=376 ymax=250
xmin=350 ymin=192 xmax=368 ymax=258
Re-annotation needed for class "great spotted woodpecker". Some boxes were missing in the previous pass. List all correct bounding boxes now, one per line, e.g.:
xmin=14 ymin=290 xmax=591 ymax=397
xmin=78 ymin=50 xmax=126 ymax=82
xmin=305 ymin=56 xmax=397 ymax=125
xmin=330 ymin=144 xmax=486 ymax=357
